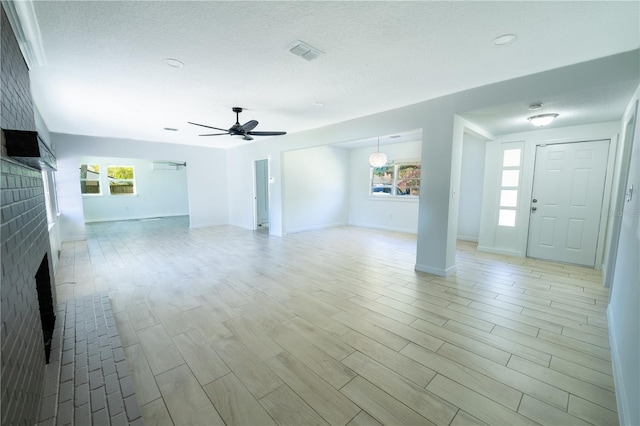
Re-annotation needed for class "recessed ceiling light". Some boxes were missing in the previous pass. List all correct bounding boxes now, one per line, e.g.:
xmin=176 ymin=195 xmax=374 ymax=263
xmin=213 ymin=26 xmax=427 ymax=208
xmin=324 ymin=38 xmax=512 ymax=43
xmin=528 ymin=103 xmax=543 ymax=111
xmin=390 ymin=135 xmax=401 ymax=139
xmin=492 ymin=34 xmax=517 ymax=46
xmin=164 ymin=58 xmax=184 ymax=68
xmin=313 ymin=102 xmax=325 ymax=107
xmin=527 ymin=114 xmax=559 ymax=126
xmin=163 ymin=127 xmax=179 ymax=131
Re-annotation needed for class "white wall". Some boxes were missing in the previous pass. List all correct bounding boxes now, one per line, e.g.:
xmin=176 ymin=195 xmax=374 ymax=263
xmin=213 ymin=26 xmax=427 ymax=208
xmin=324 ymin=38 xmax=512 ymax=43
xmin=349 ymin=140 xmax=421 ymax=233
xmin=608 ymin=86 xmax=640 ymax=426
xmin=53 ymin=133 xmax=228 ymax=241
xmin=35 ymin=105 xmax=61 ymax=270
xmin=478 ymin=121 xmax=620 ymax=259
xmin=458 ymin=134 xmax=487 ymax=241
xmin=79 ymin=156 xmax=188 ymax=222
xmin=226 ymin=51 xmax=639 ymax=275
xmin=283 ymin=145 xmax=350 ymax=233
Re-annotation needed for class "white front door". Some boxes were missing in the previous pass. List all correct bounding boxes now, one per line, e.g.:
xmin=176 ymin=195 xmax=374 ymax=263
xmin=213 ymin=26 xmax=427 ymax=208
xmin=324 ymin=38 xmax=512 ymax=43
xmin=527 ymin=140 xmax=610 ymax=266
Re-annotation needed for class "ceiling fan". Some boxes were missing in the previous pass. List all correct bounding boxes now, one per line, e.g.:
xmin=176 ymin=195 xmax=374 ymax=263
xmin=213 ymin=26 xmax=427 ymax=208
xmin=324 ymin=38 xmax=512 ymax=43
xmin=188 ymin=107 xmax=287 ymax=141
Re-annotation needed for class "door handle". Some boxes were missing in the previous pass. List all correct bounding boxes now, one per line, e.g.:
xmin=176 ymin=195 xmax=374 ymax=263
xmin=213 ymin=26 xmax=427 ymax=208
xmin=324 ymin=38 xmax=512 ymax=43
xmin=532 ymin=198 xmax=537 ymax=203
xmin=531 ymin=206 xmax=537 ymax=211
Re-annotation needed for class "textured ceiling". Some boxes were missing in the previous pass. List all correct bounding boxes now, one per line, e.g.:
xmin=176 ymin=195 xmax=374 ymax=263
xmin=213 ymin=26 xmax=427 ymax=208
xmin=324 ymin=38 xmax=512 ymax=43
xmin=27 ymin=1 xmax=640 ymax=148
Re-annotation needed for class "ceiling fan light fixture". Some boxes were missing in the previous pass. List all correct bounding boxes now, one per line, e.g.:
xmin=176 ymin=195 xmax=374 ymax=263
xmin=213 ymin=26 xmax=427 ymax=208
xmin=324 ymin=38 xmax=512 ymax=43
xmin=369 ymin=137 xmax=387 ymax=167
xmin=528 ymin=113 xmax=559 ymax=126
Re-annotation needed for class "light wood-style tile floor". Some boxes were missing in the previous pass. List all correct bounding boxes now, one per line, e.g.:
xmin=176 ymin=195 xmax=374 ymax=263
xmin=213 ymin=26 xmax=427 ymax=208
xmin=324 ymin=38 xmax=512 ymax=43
xmin=54 ymin=216 xmax=617 ymax=425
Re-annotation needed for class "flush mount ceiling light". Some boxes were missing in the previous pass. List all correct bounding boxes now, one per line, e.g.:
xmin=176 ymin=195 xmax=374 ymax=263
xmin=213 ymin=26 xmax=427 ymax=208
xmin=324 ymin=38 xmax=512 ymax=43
xmin=164 ymin=58 xmax=184 ymax=68
xmin=492 ymin=34 xmax=517 ymax=46
xmin=528 ymin=113 xmax=559 ymax=126
xmin=369 ymin=137 xmax=388 ymax=168
xmin=313 ymin=101 xmax=325 ymax=107
xmin=289 ymin=40 xmax=323 ymax=61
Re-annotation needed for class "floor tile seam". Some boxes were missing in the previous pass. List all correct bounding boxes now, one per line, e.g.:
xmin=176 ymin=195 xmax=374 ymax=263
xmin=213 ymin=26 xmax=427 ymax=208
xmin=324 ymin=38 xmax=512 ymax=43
xmin=505 ymin=356 xmax=617 ymax=412
xmin=344 ymin=372 xmax=448 ymax=425
xmin=547 ymin=356 xmax=617 ymax=391
xmin=435 ymin=343 xmax=575 ymax=410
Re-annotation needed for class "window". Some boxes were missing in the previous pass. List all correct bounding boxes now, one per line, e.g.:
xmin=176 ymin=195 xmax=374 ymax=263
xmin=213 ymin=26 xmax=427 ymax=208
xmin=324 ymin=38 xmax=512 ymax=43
xmin=498 ymin=148 xmax=522 ymax=227
xmin=371 ymin=162 xmax=420 ymax=197
xmin=79 ymin=164 xmax=101 ymax=195
xmin=107 ymin=165 xmax=135 ymax=195
xmin=41 ymin=171 xmax=55 ymax=225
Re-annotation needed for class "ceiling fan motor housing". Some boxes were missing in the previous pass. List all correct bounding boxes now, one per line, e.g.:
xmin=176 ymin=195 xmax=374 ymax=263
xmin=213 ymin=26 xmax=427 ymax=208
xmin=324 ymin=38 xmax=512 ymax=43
xmin=188 ymin=107 xmax=286 ymax=141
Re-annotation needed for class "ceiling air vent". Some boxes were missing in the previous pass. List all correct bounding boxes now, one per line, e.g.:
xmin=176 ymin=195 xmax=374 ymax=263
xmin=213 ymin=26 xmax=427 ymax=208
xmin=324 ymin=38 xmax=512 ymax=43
xmin=289 ymin=41 xmax=323 ymax=61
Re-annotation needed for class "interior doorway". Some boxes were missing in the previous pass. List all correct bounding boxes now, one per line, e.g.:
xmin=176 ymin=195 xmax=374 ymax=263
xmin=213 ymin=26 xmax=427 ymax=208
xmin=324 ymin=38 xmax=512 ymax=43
xmin=254 ymin=159 xmax=270 ymax=231
xmin=527 ymin=140 xmax=610 ymax=266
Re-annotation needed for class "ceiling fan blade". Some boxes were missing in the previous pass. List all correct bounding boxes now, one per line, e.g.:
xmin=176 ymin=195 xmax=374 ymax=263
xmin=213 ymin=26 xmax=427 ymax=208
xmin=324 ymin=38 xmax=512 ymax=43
xmin=247 ymin=131 xmax=287 ymax=136
xmin=188 ymin=122 xmax=229 ymax=132
xmin=199 ymin=132 xmax=230 ymax=136
xmin=240 ymin=120 xmax=259 ymax=132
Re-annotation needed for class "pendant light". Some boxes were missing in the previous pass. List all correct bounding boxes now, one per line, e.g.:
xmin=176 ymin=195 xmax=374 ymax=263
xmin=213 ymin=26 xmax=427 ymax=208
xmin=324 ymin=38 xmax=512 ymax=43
xmin=368 ymin=136 xmax=387 ymax=167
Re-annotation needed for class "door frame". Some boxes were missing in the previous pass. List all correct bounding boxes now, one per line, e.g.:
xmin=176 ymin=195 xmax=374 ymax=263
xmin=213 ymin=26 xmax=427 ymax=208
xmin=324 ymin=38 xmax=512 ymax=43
xmin=252 ymin=158 xmax=270 ymax=231
xmin=604 ymin=100 xmax=638 ymax=287
xmin=523 ymin=138 xmax=618 ymax=268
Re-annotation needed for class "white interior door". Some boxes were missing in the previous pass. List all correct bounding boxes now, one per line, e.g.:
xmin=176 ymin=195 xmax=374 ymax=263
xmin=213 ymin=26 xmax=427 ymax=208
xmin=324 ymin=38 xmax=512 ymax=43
xmin=527 ymin=140 xmax=610 ymax=266
xmin=255 ymin=159 xmax=269 ymax=228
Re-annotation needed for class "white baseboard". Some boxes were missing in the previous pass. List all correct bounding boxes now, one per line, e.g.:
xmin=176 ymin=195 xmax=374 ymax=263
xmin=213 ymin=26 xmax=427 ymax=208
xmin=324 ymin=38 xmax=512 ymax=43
xmin=349 ymin=222 xmax=418 ymax=234
xmin=457 ymin=235 xmax=479 ymax=242
xmin=415 ymin=263 xmax=456 ymax=277
xmin=284 ymin=222 xmax=348 ymax=235
xmin=61 ymin=236 xmax=86 ymax=243
xmin=601 ymin=263 xmax=610 ymax=287
xmin=607 ymin=306 xmax=630 ymax=426
xmin=476 ymin=245 xmax=524 ymax=257
xmin=84 ymin=213 xmax=188 ymax=223
xmin=189 ymin=221 xmax=228 ymax=229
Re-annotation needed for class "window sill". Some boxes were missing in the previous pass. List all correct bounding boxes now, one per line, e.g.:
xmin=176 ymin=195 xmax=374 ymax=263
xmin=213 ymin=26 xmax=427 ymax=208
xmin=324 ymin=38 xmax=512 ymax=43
xmin=367 ymin=196 xmax=419 ymax=203
xmin=82 ymin=193 xmax=139 ymax=198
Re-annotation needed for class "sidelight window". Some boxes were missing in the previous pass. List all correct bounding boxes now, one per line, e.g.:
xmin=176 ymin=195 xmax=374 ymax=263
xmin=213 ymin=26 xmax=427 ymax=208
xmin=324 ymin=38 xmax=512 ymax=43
xmin=498 ymin=148 xmax=522 ymax=227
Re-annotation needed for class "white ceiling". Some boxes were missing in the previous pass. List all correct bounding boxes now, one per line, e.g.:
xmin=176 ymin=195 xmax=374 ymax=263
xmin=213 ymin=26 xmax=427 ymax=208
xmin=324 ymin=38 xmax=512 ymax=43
xmin=24 ymin=1 xmax=640 ymax=149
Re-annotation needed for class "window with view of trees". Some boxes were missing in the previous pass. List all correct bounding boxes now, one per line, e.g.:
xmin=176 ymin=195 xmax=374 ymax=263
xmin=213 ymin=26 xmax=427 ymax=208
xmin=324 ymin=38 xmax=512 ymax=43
xmin=108 ymin=166 xmax=136 ymax=195
xmin=79 ymin=164 xmax=101 ymax=194
xmin=371 ymin=162 xmax=421 ymax=197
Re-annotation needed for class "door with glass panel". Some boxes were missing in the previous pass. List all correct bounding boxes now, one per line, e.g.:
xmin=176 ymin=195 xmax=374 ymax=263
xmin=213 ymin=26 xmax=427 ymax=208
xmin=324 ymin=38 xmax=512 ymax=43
xmin=527 ymin=140 xmax=609 ymax=266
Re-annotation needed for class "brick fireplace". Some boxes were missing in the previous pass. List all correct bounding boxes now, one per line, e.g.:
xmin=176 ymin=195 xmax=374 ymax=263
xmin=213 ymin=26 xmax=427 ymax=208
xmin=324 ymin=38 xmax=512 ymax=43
xmin=1 ymin=5 xmax=58 ymax=425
